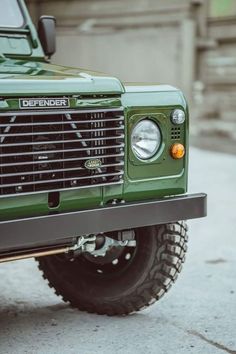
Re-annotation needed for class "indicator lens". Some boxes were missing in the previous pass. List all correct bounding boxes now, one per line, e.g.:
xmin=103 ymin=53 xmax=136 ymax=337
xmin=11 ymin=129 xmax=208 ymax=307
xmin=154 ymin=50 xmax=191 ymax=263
xmin=171 ymin=143 xmax=185 ymax=159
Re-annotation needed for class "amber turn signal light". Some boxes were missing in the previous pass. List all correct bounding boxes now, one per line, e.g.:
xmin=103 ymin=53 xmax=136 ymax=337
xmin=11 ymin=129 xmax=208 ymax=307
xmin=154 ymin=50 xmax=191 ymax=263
xmin=170 ymin=143 xmax=185 ymax=159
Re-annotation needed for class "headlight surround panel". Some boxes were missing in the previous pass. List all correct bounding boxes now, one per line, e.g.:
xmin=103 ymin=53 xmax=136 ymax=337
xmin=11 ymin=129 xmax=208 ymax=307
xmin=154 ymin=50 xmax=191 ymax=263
xmin=127 ymin=108 xmax=187 ymax=181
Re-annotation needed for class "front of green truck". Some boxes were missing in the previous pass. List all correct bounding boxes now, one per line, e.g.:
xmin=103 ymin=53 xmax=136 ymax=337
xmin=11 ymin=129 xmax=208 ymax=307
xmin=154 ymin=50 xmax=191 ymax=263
xmin=0 ymin=1 xmax=206 ymax=248
xmin=0 ymin=0 xmax=206 ymax=315
xmin=0 ymin=0 xmax=195 ymax=229
xmin=0 ymin=76 xmax=189 ymax=221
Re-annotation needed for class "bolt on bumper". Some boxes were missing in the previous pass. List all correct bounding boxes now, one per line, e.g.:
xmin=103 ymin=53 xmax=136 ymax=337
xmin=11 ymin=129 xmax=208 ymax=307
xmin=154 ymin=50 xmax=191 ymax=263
xmin=0 ymin=193 xmax=207 ymax=251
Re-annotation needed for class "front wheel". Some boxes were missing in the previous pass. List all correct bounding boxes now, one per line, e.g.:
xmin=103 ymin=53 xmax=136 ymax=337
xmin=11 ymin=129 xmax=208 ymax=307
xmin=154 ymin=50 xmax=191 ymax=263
xmin=37 ymin=222 xmax=188 ymax=316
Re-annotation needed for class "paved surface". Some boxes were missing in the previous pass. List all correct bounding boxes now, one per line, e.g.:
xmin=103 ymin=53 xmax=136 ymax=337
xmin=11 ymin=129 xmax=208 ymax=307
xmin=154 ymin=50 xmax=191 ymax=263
xmin=0 ymin=147 xmax=235 ymax=354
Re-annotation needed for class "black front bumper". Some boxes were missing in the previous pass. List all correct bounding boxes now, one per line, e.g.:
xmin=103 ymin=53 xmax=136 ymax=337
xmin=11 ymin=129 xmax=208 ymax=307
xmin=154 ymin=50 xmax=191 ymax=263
xmin=0 ymin=193 xmax=207 ymax=251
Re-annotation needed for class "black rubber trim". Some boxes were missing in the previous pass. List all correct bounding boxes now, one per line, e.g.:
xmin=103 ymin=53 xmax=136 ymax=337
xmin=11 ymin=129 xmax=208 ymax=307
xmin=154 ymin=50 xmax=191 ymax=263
xmin=0 ymin=193 xmax=207 ymax=251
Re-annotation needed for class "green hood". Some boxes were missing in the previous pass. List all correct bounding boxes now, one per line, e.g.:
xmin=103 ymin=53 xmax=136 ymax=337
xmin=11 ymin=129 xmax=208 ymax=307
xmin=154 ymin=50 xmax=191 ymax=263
xmin=0 ymin=59 xmax=124 ymax=96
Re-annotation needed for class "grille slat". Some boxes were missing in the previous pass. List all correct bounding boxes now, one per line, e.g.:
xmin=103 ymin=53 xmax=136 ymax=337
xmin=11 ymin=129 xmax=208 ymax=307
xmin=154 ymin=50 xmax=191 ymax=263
xmin=0 ymin=108 xmax=123 ymax=117
xmin=0 ymin=143 xmax=124 ymax=157
xmin=0 ymin=153 xmax=124 ymax=167
xmin=0 ymin=108 xmax=125 ymax=197
xmin=1 ymin=135 xmax=125 ymax=147
xmin=0 ymin=126 xmax=124 ymax=137
xmin=0 ymin=117 xmax=124 ymax=127
xmin=0 ymin=162 xmax=124 ymax=178
xmin=1 ymin=171 xmax=124 ymax=188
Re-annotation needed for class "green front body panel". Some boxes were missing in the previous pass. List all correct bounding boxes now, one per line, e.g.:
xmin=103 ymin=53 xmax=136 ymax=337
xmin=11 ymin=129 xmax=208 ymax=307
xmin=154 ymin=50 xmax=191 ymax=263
xmin=0 ymin=89 xmax=188 ymax=221
xmin=0 ymin=0 xmax=188 ymax=224
xmin=121 ymin=89 xmax=188 ymax=203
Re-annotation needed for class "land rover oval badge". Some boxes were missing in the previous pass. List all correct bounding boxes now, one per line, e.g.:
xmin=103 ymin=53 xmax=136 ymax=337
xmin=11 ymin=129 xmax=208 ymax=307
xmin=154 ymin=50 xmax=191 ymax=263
xmin=84 ymin=159 xmax=102 ymax=170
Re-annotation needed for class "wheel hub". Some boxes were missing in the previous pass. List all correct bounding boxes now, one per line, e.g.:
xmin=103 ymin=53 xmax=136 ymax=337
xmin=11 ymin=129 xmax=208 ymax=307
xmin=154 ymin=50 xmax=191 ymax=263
xmin=84 ymin=246 xmax=124 ymax=265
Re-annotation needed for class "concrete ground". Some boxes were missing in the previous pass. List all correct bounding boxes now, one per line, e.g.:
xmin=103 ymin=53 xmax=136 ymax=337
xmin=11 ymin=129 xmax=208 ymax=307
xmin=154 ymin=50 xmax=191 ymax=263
xmin=0 ymin=147 xmax=235 ymax=354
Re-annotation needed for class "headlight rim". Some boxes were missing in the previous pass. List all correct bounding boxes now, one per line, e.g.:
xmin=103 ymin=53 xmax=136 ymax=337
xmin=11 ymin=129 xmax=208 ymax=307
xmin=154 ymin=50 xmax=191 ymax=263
xmin=131 ymin=118 xmax=162 ymax=161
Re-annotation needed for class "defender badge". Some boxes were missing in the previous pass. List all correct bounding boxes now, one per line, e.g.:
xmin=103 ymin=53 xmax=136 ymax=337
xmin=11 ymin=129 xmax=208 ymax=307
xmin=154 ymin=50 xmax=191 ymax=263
xmin=19 ymin=98 xmax=70 ymax=109
xmin=84 ymin=159 xmax=102 ymax=170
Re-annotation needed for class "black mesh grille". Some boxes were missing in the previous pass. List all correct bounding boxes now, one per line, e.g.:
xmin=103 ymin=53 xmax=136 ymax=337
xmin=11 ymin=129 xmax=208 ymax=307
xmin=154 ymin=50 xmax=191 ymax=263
xmin=0 ymin=108 xmax=124 ymax=196
xmin=171 ymin=127 xmax=181 ymax=140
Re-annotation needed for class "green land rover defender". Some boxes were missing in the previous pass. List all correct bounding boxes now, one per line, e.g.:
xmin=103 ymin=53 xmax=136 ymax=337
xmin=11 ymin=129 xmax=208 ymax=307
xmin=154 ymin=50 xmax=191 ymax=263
xmin=0 ymin=0 xmax=206 ymax=316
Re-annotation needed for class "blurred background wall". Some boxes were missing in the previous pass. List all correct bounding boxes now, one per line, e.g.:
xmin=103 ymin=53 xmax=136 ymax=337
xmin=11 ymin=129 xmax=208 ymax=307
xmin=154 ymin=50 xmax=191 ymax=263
xmin=26 ymin=0 xmax=236 ymax=152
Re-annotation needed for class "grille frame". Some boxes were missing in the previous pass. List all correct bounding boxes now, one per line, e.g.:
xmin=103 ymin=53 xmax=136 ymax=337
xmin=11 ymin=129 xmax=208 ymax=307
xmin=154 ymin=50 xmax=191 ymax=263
xmin=0 ymin=107 xmax=125 ymax=198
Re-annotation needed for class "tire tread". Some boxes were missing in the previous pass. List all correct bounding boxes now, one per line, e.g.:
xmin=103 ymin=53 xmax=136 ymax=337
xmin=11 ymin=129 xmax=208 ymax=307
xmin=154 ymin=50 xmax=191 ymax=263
xmin=37 ymin=221 xmax=188 ymax=316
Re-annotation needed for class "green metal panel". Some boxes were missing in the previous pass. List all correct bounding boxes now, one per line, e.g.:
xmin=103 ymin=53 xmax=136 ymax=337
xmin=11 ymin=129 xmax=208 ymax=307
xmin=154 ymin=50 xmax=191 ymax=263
xmin=0 ymin=36 xmax=32 ymax=56
xmin=116 ymin=88 xmax=188 ymax=203
xmin=0 ymin=59 xmax=124 ymax=96
xmin=0 ymin=193 xmax=48 ymax=220
xmin=0 ymin=82 xmax=188 ymax=220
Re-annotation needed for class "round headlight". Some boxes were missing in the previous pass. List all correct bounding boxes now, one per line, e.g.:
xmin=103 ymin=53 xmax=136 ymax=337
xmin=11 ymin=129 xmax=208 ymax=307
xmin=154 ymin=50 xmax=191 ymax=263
xmin=171 ymin=109 xmax=186 ymax=124
xmin=131 ymin=119 xmax=161 ymax=160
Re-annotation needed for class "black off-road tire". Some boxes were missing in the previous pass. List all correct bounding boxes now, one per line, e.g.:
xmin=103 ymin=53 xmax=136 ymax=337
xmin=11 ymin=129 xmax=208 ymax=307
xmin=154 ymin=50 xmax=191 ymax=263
xmin=37 ymin=222 xmax=188 ymax=316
